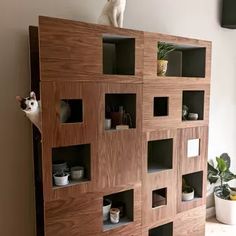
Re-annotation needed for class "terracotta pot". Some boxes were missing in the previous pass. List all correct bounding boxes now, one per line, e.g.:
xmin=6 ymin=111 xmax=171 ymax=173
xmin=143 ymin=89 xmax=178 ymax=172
xmin=157 ymin=60 xmax=168 ymax=76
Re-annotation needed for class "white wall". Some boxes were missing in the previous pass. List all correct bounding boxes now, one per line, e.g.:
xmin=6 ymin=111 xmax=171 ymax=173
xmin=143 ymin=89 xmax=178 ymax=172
xmin=0 ymin=0 xmax=235 ymax=235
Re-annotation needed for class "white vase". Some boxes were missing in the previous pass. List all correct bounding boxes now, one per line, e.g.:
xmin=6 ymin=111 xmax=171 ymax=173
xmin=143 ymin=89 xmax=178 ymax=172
xmin=215 ymin=193 xmax=236 ymax=225
xmin=71 ymin=166 xmax=84 ymax=180
xmin=53 ymin=174 xmax=69 ymax=186
xmin=103 ymin=199 xmax=112 ymax=221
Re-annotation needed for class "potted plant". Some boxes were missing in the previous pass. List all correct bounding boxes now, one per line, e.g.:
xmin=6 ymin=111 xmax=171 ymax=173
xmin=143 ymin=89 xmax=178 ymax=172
xmin=157 ymin=42 xmax=176 ymax=76
xmin=103 ymin=199 xmax=112 ymax=221
xmin=208 ymin=153 xmax=236 ymax=224
xmin=182 ymin=177 xmax=194 ymax=201
xmin=53 ymin=169 xmax=69 ymax=186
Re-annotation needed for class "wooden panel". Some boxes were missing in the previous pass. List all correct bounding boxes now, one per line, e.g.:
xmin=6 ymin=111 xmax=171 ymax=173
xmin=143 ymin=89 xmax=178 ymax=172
xmin=174 ymin=205 xmax=206 ymax=236
xmin=177 ymin=127 xmax=208 ymax=213
xmin=96 ymin=83 xmax=142 ymax=189
xmin=144 ymin=31 xmax=211 ymax=82
xmin=39 ymin=16 xmax=143 ymax=82
xmin=143 ymin=82 xmax=210 ymax=131
xmin=142 ymin=130 xmax=177 ymax=226
xmin=143 ymin=83 xmax=181 ymax=131
xmin=41 ymin=81 xmax=99 ymax=147
xmin=177 ymin=126 xmax=208 ymax=174
xmin=45 ymin=195 xmax=102 ymax=236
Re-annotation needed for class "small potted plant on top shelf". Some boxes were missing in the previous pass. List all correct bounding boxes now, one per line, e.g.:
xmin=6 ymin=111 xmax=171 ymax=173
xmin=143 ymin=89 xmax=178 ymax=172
xmin=182 ymin=177 xmax=195 ymax=201
xmin=208 ymin=153 xmax=236 ymax=224
xmin=157 ymin=42 xmax=176 ymax=76
xmin=53 ymin=169 xmax=70 ymax=186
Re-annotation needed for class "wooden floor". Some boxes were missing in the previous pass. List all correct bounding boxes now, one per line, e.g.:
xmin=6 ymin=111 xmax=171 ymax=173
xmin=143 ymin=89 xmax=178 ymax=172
xmin=206 ymin=217 xmax=236 ymax=235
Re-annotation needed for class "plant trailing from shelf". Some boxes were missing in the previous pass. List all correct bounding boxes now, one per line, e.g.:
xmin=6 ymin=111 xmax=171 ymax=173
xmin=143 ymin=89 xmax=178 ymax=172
xmin=208 ymin=153 xmax=236 ymax=225
xmin=157 ymin=42 xmax=176 ymax=76
xmin=208 ymin=153 xmax=236 ymax=199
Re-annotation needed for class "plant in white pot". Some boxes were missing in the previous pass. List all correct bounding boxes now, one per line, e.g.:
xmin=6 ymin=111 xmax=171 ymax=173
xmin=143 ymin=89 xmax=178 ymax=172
xmin=182 ymin=177 xmax=195 ymax=201
xmin=157 ymin=42 xmax=176 ymax=76
xmin=208 ymin=153 xmax=236 ymax=224
xmin=53 ymin=169 xmax=69 ymax=186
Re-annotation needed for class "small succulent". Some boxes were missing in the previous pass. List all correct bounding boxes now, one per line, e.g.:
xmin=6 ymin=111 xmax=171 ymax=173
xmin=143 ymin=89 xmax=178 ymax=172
xmin=157 ymin=42 xmax=176 ymax=60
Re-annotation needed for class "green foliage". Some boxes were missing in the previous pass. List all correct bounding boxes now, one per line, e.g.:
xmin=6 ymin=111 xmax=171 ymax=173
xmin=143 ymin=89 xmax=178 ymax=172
xmin=208 ymin=153 xmax=236 ymax=199
xmin=157 ymin=42 xmax=176 ymax=60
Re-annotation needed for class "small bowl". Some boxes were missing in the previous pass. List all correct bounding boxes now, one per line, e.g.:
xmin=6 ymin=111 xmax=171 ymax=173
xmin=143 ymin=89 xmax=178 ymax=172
xmin=71 ymin=166 xmax=84 ymax=180
xmin=188 ymin=113 xmax=198 ymax=120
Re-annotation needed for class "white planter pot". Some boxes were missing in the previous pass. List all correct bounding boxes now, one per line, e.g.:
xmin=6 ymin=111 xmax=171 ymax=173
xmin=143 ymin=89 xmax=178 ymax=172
xmin=215 ymin=193 xmax=236 ymax=225
xmin=53 ymin=174 xmax=69 ymax=186
xmin=103 ymin=199 xmax=112 ymax=221
xmin=182 ymin=190 xmax=194 ymax=201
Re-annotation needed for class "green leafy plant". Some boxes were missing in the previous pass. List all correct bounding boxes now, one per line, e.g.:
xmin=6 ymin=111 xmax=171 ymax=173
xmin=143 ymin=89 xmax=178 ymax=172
xmin=208 ymin=153 xmax=236 ymax=199
xmin=157 ymin=42 xmax=176 ymax=60
xmin=182 ymin=177 xmax=194 ymax=193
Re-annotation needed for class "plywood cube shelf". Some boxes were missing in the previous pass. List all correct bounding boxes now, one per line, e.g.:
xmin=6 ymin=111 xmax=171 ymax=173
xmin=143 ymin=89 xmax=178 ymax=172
xmin=29 ymin=16 xmax=211 ymax=236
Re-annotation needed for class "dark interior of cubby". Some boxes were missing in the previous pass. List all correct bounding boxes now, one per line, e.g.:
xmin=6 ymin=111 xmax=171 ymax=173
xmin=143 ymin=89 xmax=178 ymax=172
xmin=103 ymin=189 xmax=134 ymax=230
xmin=52 ymin=144 xmax=91 ymax=186
xmin=105 ymin=93 xmax=136 ymax=129
xmin=148 ymin=139 xmax=173 ymax=173
xmin=182 ymin=91 xmax=204 ymax=120
xmin=153 ymin=97 xmax=169 ymax=116
xmin=149 ymin=222 xmax=173 ymax=236
xmin=158 ymin=42 xmax=206 ymax=78
xmin=152 ymin=188 xmax=167 ymax=208
xmin=182 ymin=171 xmax=203 ymax=199
xmin=103 ymin=34 xmax=135 ymax=75
xmin=61 ymin=99 xmax=83 ymax=123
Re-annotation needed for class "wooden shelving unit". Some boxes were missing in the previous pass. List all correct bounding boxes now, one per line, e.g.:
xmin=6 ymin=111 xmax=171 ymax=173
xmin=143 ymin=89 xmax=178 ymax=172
xmin=29 ymin=16 xmax=211 ymax=236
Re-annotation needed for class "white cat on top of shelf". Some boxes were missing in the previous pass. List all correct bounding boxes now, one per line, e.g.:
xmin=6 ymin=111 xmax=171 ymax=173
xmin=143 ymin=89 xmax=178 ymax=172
xmin=98 ymin=0 xmax=126 ymax=28
xmin=16 ymin=91 xmax=71 ymax=133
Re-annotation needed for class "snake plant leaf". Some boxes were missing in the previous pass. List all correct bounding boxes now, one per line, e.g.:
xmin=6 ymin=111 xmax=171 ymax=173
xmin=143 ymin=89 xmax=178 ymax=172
xmin=220 ymin=153 xmax=231 ymax=170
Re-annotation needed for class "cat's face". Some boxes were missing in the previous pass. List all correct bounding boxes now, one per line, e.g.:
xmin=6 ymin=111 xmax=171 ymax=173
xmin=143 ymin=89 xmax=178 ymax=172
xmin=16 ymin=92 xmax=39 ymax=114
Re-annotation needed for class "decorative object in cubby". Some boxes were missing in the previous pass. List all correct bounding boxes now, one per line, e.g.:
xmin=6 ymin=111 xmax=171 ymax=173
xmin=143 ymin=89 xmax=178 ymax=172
xmin=182 ymin=177 xmax=195 ymax=201
xmin=53 ymin=170 xmax=69 ymax=186
xmin=182 ymin=171 xmax=203 ymax=201
xmin=149 ymin=222 xmax=173 ymax=236
xmin=103 ymin=199 xmax=112 ymax=221
xmin=152 ymin=188 xmax=167 ymax=208
xmin=103 ymin=189 xmax=133 ymax=231
xmin=157 ymin=42 xmax=176 ymax=76
xmin=103 ymin=34 xmax=135 ymax=75
xmin=182 ymin=91 xmax=204 ymax=121
xmin=105 ymin=93 xmax=136 ymax=129
xmin=52 ymin=144 xmax=91 ymax=187
xmin=148 ymin=139 xmax=173 ymax=173
xmin=110 ymin=208 xmax=120 ymax=224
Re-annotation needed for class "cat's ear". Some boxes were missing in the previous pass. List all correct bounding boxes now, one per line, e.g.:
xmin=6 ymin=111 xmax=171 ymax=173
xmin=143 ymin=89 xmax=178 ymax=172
xmin=30 ymin=91 xmax=36 ymax=100
xmin=16 ymin=96 xmax=23 ymax=103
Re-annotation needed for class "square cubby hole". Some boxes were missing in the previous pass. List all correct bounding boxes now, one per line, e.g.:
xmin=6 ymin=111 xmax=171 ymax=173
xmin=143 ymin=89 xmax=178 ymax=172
xmin=103 ymin=189 xmax=134 ymax=231
xmin=148 ymin=139 xmax=173 ymax=173
xmin=105 ymin=94 xmax=136 ymax=130
xmin=182 ymin=171 xmax=203 ymax=201
xmin=158 ymin=42 xmax=206 ymax=78
xmin=182 ymin=91 xmax=204 ymax=121
xmin=154 ymin=97 xmax=169 ymax=117
xmin=103 ymin=34 xmax=135 ymax=75
xmin=152 ymin=188 xmax=167 ymax=208
xmin=52 ymin=144 xmax=90 ymax=188
xmin=60 ymin=99 xmax=83 ymax=123
xmin=149 ymin=222 xmax=173 ymax=236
